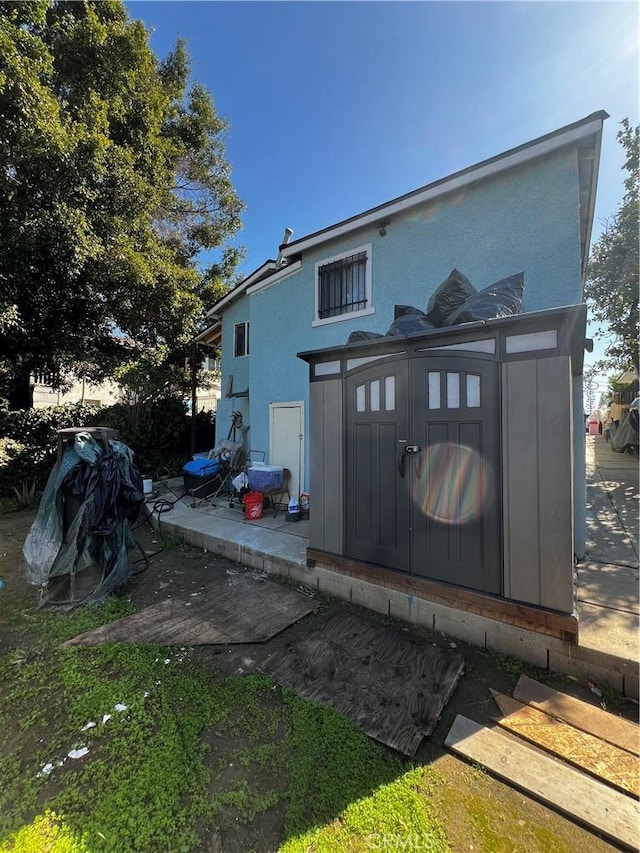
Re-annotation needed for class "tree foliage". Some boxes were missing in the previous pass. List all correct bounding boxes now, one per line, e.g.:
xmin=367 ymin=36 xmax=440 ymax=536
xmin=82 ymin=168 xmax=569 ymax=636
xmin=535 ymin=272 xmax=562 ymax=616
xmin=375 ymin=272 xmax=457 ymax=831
xmin=0 ymin=0 xmax=243 ymax=408
xmin=585 ymin=119 xmax=639 ymax=372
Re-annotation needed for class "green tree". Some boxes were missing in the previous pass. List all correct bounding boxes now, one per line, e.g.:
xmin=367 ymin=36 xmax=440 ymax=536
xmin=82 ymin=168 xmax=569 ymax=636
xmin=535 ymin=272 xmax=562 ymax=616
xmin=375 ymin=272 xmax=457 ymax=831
xmin=0 ymin=0 xmax=243 ymax=409
xmin=585 ymin=119 xmax=639 ymax=373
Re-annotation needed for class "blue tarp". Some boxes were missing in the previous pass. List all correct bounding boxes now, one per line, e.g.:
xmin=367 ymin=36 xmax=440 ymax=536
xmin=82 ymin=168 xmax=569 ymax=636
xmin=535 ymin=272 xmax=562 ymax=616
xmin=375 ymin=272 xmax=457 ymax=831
xmin=182 ymin=457 xmax=221 ymax=477
xmin=23 ymin=433 xmax=144 ymax=607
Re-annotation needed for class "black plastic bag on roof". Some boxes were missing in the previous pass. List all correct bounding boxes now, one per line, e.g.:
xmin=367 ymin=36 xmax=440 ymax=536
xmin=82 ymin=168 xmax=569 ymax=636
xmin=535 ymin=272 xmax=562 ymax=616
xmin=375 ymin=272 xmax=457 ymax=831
xmin=347 ymin=330 xmax=384 ymax=343
xmin=425 ymin=269 xmax=476 ymax=327
xmin=386 ymin=305 xmax=437 ymax=337
xmin=442 ymin=272 xmax=524 ymax=326
xmin=392 ymin=304 xmax=418 ymax=320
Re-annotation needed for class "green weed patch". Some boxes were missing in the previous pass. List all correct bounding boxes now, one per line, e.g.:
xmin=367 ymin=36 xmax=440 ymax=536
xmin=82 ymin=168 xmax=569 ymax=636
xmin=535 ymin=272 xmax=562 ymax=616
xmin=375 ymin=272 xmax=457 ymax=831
xmin=0 ymin=599 xmax=449 ymax=853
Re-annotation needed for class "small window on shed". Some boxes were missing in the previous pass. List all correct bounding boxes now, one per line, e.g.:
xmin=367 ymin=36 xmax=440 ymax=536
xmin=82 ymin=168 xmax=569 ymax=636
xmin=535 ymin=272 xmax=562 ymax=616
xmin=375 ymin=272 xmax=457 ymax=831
xmin=466 ymin=374 xmax=481 ymax=407
xmin=384 ymin=375 xmax=395 ymax=411
xmin=427 ymin=372 xmax=441 ymax=409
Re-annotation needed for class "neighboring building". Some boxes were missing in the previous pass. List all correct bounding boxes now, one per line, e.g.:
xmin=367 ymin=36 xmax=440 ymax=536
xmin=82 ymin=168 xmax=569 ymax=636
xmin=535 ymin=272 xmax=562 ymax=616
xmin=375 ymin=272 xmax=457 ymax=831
xmin=195 ymin=355 xmax=222 ymax=414
xmin=200 ymin=111 xmax=606 ymax=563
xmin=183 ymin=353 xmax=222 ymax=415
xmin=32 ymin=372 xmax=123 ymax=409
xmin=33 ymin=358 xmax=221 ymax=414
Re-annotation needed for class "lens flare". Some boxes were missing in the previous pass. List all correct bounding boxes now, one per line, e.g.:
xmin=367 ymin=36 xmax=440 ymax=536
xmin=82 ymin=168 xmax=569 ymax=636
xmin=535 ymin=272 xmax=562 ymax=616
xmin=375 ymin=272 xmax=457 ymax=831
xmin=412 ymin=442 xmax=492 ymax=524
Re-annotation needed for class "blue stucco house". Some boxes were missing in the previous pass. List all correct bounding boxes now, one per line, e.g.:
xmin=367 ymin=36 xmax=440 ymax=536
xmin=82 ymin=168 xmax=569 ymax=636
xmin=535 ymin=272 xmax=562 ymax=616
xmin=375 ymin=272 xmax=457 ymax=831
xmin=199 ymin=111 xmax=606 ymax=581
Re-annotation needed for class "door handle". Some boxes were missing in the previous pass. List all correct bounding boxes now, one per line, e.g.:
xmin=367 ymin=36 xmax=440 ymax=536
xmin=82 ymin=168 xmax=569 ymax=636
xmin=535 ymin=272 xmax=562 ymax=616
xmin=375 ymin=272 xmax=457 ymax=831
xmin=398 ymin=445 xmax=421 ymax=478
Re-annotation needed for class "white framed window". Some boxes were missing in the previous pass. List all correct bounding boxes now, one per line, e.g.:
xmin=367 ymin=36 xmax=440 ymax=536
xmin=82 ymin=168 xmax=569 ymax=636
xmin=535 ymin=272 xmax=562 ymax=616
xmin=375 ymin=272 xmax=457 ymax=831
xmin=313 ymin=243 xmax=374 ymax=327
xmin=202 ymin=355 xmax=220 ymax=372
xmin=233 ymin=322 xmax=249 ymax=358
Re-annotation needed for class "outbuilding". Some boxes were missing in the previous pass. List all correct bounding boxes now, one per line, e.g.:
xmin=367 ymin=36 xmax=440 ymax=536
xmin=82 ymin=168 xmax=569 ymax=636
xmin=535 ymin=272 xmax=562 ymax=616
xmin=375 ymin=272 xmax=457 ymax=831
xmin=300 ymin=303 xmax=587 ymax=643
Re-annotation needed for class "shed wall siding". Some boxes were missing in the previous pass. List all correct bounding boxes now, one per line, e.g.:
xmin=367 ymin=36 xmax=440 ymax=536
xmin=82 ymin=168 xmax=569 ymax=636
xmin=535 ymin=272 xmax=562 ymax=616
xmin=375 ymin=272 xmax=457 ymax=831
xmin=502 ymin=356 xmax=574 ymax=612
xmin=309 ymin=380 xmax=344 ymax=553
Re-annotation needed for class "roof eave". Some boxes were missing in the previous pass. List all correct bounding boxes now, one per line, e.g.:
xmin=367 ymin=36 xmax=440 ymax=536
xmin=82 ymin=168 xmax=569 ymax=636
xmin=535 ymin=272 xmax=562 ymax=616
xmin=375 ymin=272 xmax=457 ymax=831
xmin=205 ymin=260 xmax=277 ymax=317
xmin=281 ymin=111 xmax=609 ymax=259
xmin=578 ymin=124 xmax=604 ymax=280
xmin=195 ymin=320 xmax=221 ymax=345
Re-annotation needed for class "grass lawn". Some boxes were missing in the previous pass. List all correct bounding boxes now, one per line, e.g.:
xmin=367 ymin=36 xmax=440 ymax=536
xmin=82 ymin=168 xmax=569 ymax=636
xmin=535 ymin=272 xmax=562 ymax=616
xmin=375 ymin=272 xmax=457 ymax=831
xmin=0 ymin=597 xmax=448 ymax=853
xmin=0 ymin=510 xmax=627 ymax=853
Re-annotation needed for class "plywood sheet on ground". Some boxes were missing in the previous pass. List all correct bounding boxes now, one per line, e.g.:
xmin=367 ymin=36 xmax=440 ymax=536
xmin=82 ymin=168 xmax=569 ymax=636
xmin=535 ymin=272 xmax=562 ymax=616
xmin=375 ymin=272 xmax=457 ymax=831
xmin=445 ymin=715 xmax=640 ymax=851
xmin=513 ymin=675 xmax=640 ymax=756
xmin=491 ymin=691 xmax=639 ymax=797
xmin=64 ymin=577 xmax=319 ymax=647
xmin=261 ymin=612 xmax=464 ymax=755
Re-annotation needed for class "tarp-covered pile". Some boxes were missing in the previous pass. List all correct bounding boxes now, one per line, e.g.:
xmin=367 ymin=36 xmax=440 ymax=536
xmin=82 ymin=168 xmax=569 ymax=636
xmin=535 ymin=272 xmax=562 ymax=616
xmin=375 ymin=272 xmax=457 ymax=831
xmin=611 ymin=409 xmax=639 ymax=454
xmin=23 ymin=432 xmax=144 ymax=607
xmin=347 ymin=268 xmax=524 ymax=343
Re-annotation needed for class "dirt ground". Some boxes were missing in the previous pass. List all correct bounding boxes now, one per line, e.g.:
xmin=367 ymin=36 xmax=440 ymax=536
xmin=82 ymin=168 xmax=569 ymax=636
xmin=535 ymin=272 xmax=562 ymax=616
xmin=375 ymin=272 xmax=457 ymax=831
xmin=1 ymin=508 xmax=636 ymax=853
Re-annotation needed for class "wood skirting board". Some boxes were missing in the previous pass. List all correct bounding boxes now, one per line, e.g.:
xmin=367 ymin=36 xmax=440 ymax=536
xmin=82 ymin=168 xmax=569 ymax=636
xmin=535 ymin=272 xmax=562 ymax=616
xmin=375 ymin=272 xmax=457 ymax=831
xmin=306 ymin=548 xmax=579 ymax=644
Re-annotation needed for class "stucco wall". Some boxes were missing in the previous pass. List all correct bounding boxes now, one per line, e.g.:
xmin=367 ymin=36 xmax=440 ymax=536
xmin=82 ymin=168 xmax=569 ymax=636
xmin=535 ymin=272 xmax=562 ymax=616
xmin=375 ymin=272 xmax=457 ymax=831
xmin=240 ymin=146 xmax=582 ymax=490
xmin=215 ymin=293 xmax=251 ymax=443
xmin=220 ymin=293 xmax=251 ymax=395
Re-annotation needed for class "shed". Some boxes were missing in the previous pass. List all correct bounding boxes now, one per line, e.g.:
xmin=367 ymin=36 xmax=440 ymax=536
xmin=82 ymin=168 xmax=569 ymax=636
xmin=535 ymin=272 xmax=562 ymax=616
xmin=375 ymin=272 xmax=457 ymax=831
xmin=299 ymin=304 xmax=587 ymax=643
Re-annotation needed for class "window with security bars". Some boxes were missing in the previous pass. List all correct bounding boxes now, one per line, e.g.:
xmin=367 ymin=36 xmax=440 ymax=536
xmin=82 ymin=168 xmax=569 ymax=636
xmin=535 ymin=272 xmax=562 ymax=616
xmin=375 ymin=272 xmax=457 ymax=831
xmin=318 ymin=251 xmax=368 ymax=319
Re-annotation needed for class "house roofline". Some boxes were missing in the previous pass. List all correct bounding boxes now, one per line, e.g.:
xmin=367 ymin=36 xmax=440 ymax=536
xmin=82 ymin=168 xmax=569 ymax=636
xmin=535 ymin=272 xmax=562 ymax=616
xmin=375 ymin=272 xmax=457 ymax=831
xmin=579 ymin=121 xmax=604 ymax=279
xmin=195 ymin=319 xmax=221 ymax=346
xmin=245 ymin=259 xmax=303 ymax=296
xmin=281 ymin=111 xmax=608 ymax=260
xmin=205 ymin=259 xmax=277 ymax=317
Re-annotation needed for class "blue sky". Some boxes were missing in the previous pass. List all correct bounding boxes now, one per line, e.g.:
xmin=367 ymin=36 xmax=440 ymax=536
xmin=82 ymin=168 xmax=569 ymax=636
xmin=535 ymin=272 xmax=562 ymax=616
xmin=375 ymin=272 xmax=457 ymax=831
xmin=130 ymin=1 xmax=638 ymax=399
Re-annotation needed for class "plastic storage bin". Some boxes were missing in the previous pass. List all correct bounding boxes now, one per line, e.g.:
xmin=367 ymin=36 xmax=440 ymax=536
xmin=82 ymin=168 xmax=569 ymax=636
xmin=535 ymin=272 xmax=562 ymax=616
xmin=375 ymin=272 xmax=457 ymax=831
xmin=247 ymin=465 xmax=283 ymax=491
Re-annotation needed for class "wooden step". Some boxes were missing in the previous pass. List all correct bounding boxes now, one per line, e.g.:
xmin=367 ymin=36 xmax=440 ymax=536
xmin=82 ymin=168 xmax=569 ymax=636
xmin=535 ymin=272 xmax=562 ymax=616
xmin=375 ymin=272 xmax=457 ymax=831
xmin=445 ymin=715 xmax=639 ymax=851
xmin=491 ymin=690 xmax=639 ymax=797
xmin=513 ymin=674 xmax=639 ymax=755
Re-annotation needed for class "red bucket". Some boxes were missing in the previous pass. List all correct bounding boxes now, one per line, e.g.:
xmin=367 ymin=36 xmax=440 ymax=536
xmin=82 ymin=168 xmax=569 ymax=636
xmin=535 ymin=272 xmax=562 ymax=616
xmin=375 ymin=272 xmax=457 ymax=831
xmin=243 ymin=491 xmax=264 ymax=520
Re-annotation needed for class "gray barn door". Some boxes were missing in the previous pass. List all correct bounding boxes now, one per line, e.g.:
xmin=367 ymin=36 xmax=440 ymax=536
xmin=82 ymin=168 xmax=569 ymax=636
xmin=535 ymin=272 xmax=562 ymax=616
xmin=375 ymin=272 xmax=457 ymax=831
xmin=410 ymin=356 xmax=501 ymax=594
xmin=345 ymin=352 xmax=501 ymax=595
xmin=345 ymin=360 xmax=410 ymax=571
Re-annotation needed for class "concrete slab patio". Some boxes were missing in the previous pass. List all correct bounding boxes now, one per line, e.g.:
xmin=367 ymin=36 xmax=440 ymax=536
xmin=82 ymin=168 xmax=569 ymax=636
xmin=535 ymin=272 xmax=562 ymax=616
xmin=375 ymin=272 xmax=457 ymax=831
xmin=147 ymin=434 xmax=639 ymax=698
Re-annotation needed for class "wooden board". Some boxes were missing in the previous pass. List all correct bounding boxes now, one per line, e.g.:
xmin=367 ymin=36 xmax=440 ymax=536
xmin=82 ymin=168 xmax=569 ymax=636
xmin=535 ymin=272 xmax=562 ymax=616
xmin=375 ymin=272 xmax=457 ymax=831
xmin=445 ymin=715 xmax=640 ymax=851
xmin=262 ymin=611 xmax=464 ymax=755
xmin=491 ymin=690 xmax=639 ymax=797
xmin=64 ymin=576 xmax=319 ymax=647
xmin=306 ymin=547 xmax=579 ymax=644
xmin=514 ymin=675 xmax=640 ymax=756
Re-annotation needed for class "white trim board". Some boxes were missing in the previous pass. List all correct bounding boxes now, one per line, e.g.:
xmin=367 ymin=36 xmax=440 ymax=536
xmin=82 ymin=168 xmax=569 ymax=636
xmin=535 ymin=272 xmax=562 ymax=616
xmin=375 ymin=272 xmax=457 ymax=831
xmin=206 ymin=260 xmax=276 ymax=317
xmin=246 ymin=260 xmax=302 ymax=296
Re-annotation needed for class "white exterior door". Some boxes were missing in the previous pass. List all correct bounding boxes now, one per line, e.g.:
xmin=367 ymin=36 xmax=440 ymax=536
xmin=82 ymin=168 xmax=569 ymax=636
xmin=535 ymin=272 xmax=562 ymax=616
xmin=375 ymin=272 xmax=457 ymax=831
xmin=269 ymin=401 xmax=304 ymax=498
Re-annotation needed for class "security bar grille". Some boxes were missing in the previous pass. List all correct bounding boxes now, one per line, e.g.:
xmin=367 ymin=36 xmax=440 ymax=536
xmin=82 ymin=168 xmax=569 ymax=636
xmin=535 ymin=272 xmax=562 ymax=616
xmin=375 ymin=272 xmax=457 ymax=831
xmin=318 ymin=251 xmax=367 ymax=319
